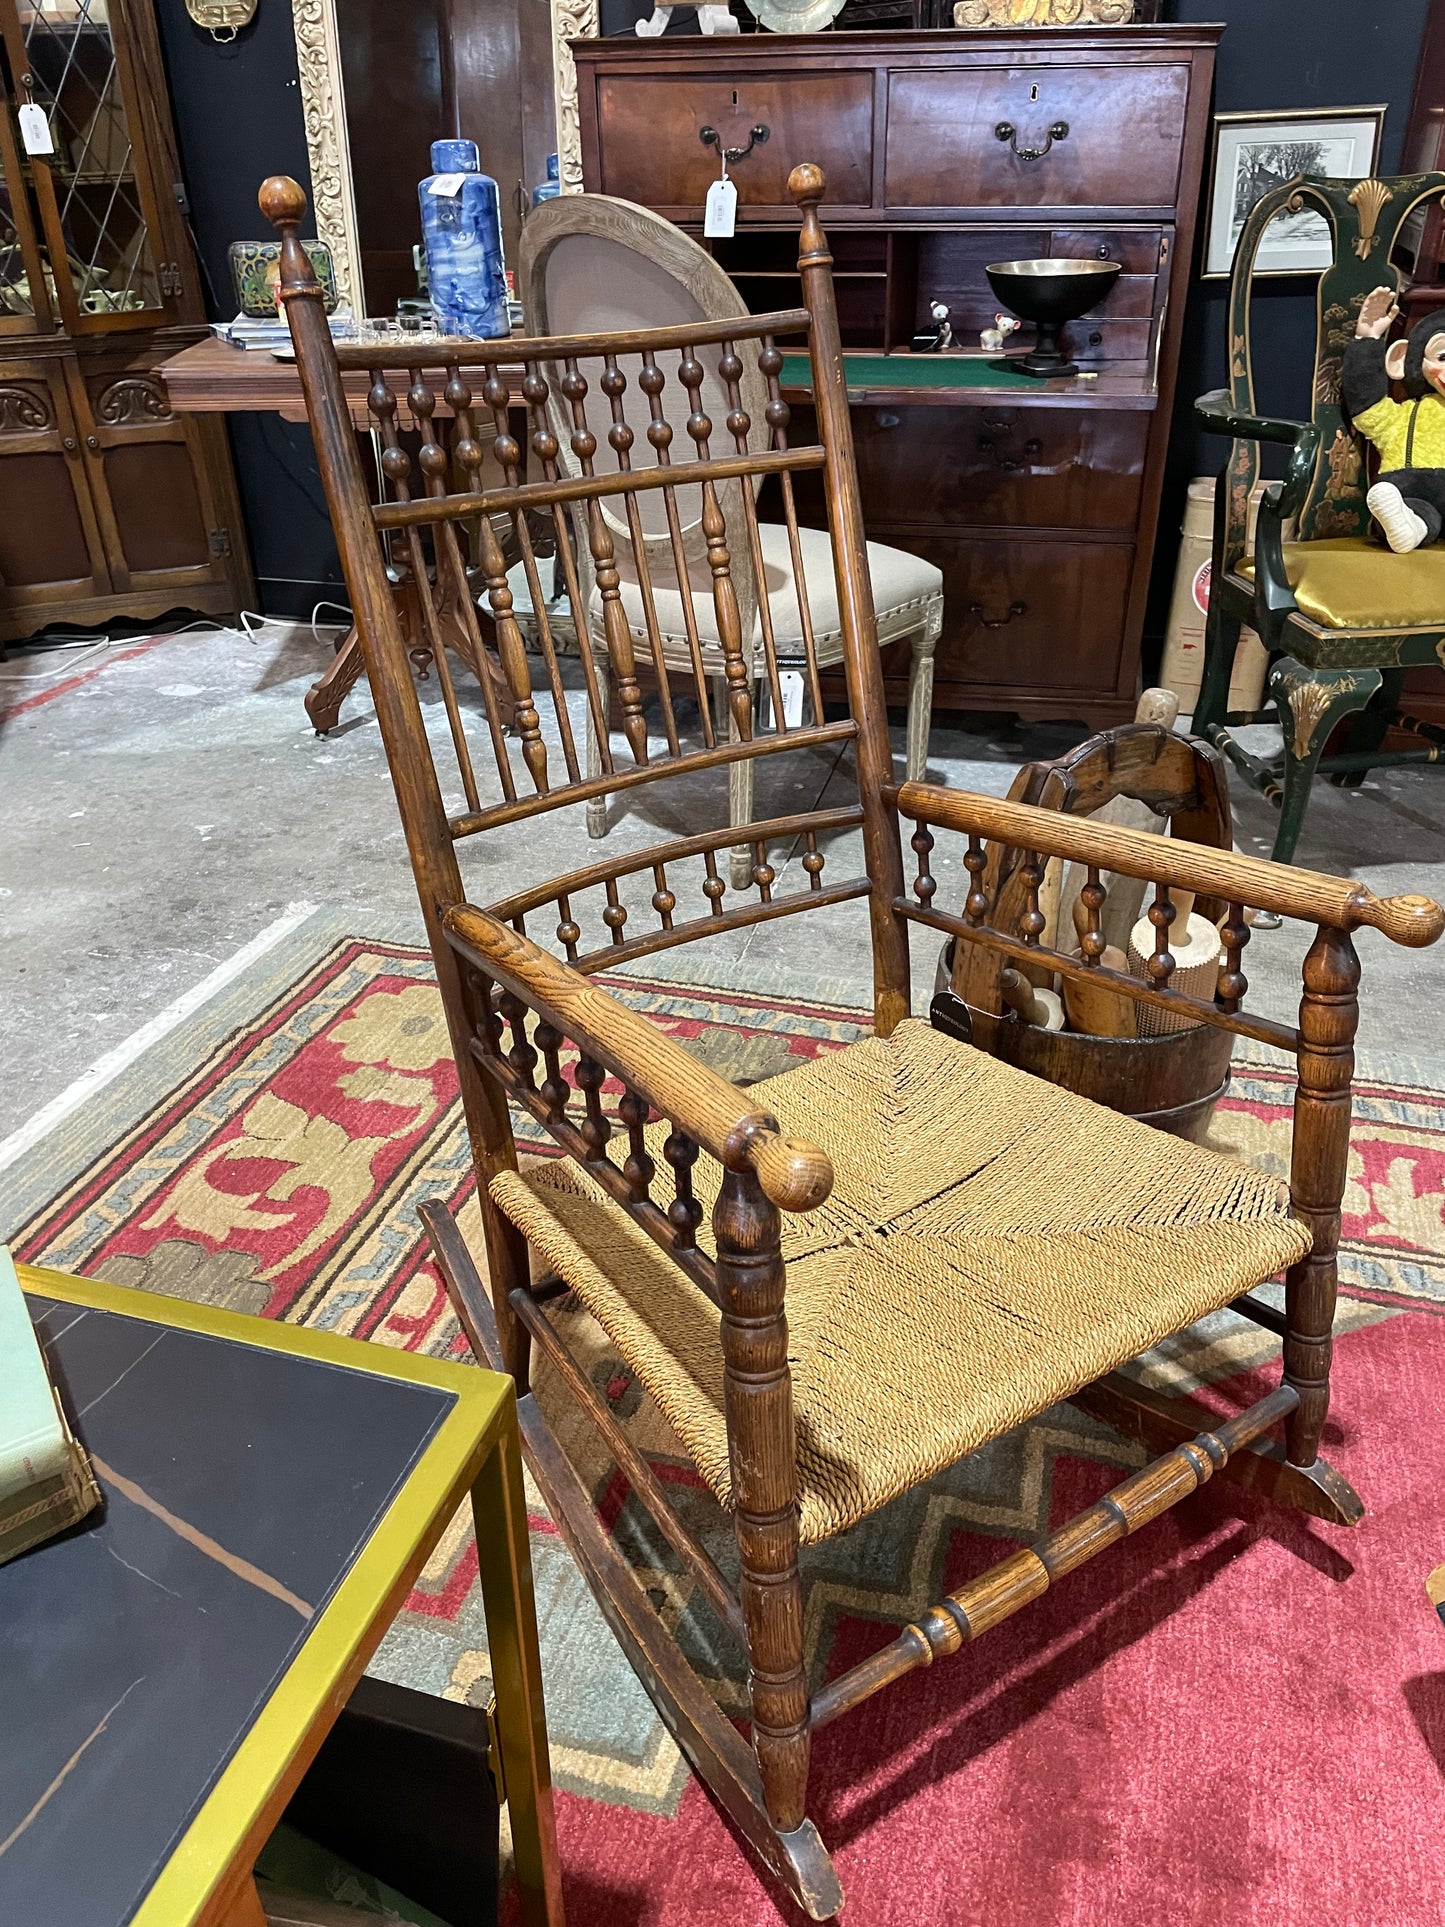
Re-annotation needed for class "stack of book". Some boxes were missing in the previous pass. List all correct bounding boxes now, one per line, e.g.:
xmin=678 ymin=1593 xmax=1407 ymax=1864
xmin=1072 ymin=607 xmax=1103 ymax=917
xmin=212 ymin=311 xmax=358 ymax=353
xmin=1 ymin=1248 xmax=101 ymax=1565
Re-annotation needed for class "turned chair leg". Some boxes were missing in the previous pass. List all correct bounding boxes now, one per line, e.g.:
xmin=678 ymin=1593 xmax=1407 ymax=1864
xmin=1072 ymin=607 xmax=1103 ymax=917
xmin=903 ymin=600 xmax=941 ymax=782
xmin=587 ymin=645 xmax=611 ymax=840
xmin=714 ymin=1167 xmax=811 ymax=1834
xmin=1284 ymin=923 xmax=1360 ymax=1468
xmin=1268 ymin=659 xmax=1383 ymax=865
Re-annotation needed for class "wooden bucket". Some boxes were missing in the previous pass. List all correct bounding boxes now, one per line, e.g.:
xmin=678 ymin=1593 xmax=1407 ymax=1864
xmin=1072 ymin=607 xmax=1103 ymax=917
xmin=933 ymin=941 xmax=1232 ymax=1143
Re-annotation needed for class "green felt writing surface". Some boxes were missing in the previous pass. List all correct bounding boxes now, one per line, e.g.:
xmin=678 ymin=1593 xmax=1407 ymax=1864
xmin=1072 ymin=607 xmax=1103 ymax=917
xmin=779 ymin=353 xmax=1047 ymax=391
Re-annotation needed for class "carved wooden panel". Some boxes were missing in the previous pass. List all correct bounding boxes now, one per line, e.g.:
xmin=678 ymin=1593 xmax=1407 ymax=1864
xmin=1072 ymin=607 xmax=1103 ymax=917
xmin=0 ymin=382 xmax=54 ymax=434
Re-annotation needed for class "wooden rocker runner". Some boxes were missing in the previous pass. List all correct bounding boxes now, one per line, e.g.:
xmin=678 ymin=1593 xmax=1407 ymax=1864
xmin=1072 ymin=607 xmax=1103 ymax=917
xmin=264 ymin=163 xmax=1445 ymax=1919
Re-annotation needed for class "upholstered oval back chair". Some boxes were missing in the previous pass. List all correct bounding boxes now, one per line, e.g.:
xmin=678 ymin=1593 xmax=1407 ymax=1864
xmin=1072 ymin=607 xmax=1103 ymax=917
xmin=520 ymin=192 xmax=943 ymax=875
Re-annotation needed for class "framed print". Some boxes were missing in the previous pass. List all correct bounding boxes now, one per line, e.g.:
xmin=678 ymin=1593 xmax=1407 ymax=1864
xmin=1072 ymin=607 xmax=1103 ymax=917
xmin=1203 ymin=107 xmax=1386 ymax=279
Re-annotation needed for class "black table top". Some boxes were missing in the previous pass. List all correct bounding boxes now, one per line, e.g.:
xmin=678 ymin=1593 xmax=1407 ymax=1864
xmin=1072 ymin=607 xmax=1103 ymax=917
xmin=0 ymin=1293 xmax=456 ymax=1927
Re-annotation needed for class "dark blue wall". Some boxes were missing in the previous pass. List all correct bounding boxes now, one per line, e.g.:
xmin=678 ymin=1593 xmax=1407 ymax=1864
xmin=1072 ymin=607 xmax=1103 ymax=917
xmin=154 ymin=0 xmax=344 ymax=619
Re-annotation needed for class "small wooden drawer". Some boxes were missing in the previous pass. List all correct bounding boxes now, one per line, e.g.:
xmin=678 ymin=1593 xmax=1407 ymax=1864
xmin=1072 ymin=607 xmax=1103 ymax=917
xmin=593 ymin=73 xmax=874 ymax=211
xmin=851 ymin=405 xmax=1147 ymax=533
xmin=1050 ymin=228 xmax=1166 ymax=273
xmin=883 ymin=63 xmax=1191 ymax=211
xmin=877 ymin=531 xmax=1134 ymax=696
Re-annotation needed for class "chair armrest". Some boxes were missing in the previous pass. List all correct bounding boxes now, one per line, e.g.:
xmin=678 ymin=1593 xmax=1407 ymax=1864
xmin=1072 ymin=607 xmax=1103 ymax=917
xmin=895 ymin=780 xmax=1445 ymax=947
xmin=443 ymin=904 xmax=835 ymax=1213
xmin=1194 ymin=389 xmax=1317 ymax=452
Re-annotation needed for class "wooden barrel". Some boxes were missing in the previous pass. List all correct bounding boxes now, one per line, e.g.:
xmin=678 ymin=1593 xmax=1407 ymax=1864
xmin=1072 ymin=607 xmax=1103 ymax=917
xmin=934 ymin=941 xmax=1232 ymax=1143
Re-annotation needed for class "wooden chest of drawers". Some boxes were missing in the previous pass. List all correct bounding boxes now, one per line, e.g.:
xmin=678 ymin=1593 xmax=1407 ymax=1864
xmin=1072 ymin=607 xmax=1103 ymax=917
xmin=574 ymin=25 xmax=1220 ymax=727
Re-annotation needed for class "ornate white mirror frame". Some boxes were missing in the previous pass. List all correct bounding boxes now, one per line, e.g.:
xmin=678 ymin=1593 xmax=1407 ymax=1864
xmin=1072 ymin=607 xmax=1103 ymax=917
xmin=291 ymin=0 xmax=599 ymax=320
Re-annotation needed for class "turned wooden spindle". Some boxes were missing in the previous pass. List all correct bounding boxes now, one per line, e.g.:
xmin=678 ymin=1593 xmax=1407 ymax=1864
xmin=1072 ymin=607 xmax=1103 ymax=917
xmin=802 ymin=831 xmax=825 ymax=891
xmin=555 ymin=895 xmax=581 ymax=966
xmin=713 ymin=1163 xmax=809 ymax=1835
xmin=1077 ymin=867 xmax=1108 ymax=965
xmin=498 ymin=991 xmax=538 ymax=1091
xmin=702 ymin=848 xmax=727 ymax=915
xmin=752 ymin=844 xmax=776 ymax=903
xmin=575 ymin=1053 xmax=611 ymax=1161
xmin=652 ymin=863 xmax=676 ymax=931
xmin=1285 ymin=924 xmax=1360 ymax=1468
xmin=619 ymin=1088 xmax=655 ymax=1203
xmin=1216 ymin=900 xmax=1251 ymax=1012
xmin=911 ymin=819 xmax=937 ymax=911
xmin=534 ymin=1020 xmax=569 ymax=1129
xmin=664 ymin=1129 xmax=703 ymax=1248
xmin=1145 ymin=883 xmax=1177 ymax=988
xmin=602 ymin=877 xmax=628 ymax=946
xmin=964 ymin=836 xmax=990 ymax=927
xmin=1018 ymin=851 xmax=1046 ymax=945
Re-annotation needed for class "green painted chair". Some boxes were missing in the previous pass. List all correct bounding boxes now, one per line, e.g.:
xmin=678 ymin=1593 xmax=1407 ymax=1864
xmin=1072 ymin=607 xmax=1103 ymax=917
xmin=1194 ymin=171 xmax=1445 ymax=865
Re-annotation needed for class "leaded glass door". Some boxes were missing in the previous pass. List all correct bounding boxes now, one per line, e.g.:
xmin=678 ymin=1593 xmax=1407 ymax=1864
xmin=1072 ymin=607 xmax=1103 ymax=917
xmin=0 ymin=0 xmax=182 ymax=334
xmin=0 ymin=19 xmax=55 ymax=334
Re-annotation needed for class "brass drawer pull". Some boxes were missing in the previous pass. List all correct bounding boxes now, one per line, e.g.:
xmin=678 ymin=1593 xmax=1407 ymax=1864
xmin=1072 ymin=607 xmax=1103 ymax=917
xmin=994 ymin=120 xmax=1069 ymax=163
xmin=977 ymin=433 xmax=1041 ymax=471
xmin=967 ymin=599 xmax=1028 ymax=629
xmin=699 ymin=123 xmax=770 ymax=165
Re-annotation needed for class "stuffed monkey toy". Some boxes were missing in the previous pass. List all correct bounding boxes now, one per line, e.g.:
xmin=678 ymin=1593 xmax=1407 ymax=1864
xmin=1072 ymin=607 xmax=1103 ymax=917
xmin=1344 ymin=287 xmax=1445 ymax=553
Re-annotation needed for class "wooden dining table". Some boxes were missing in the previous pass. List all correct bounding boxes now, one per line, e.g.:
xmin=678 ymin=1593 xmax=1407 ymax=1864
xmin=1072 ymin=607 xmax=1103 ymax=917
xmin=155 ymin=338 xmax=530 ymax=735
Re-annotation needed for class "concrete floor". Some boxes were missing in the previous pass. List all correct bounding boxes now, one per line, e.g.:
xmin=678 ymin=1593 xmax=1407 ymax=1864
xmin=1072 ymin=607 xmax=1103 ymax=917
xmin=4 ymin=616 xmax=1445 ymax=1148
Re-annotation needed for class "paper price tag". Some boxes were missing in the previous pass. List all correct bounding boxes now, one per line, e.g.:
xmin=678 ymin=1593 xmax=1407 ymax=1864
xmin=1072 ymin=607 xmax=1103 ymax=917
xmin=428 ymin=172 xmax=466 ymax=197
xmin=18 ymin=103 xmax=54 ymax=156
xmin=704 ymin=176 xmax=737 ymax=239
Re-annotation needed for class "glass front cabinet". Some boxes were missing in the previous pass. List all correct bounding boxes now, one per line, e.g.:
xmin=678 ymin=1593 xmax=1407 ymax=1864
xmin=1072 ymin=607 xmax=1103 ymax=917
xmin=0 ymin=0 xmax=251 ymax=644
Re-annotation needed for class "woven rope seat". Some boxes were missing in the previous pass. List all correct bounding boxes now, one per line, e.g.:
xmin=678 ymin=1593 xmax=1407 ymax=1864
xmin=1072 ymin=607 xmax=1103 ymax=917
xmin=492 ymin=1020 xmax=1311 ymax=1545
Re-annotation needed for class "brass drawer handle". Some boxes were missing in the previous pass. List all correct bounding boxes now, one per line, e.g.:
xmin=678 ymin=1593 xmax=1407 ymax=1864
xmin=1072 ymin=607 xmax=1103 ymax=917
xmin=976 ymin=434 xmax=1041 ymax=471
xmin=699 ymin=123 xmax=770 ymax=165
xmin=995 ymin=120 xmax=1069 ymax=163
xmin=967 ymin=599 xmax=1028 ymax=629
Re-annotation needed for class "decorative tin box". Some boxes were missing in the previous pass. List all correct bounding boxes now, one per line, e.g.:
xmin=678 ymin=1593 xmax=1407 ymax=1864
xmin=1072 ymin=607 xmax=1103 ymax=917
xmin=228 ymin=239 xmax=339 ymax=318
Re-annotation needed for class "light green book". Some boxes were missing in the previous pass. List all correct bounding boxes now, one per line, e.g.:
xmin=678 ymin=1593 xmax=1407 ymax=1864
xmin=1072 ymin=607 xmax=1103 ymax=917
xmin=0 ymin=1247 xmax=101 ymax=1565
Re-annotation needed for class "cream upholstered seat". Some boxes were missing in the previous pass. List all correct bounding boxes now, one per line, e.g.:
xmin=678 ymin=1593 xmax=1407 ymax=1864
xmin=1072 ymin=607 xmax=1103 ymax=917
xmin=603 ymin=522 xmax=943 ymax=666
xmin=492 ymin=1020 xmax=1310 ymax=1545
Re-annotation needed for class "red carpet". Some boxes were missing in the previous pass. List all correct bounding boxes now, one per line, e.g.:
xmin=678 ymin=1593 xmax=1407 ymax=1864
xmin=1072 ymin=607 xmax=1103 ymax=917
xmin=536 ymin=1314 xmax=1445 ymax=1925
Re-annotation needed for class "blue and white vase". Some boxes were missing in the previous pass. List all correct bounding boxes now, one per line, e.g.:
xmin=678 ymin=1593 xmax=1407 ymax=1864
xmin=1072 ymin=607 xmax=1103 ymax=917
xmin=532 ymin=152 xmax=561 ymax=208
xmin=418 ymin=138 xmax=509 ymax=340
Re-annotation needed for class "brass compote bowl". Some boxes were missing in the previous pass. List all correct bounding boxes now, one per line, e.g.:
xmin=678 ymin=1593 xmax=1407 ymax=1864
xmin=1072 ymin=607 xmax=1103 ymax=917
xmin=985 ymin=257 xmax=1121 ymax=378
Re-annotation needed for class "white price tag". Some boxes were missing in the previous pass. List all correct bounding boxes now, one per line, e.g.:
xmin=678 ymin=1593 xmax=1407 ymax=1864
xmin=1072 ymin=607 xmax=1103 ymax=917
xmin=18 ymin=103 xmax=53 ymax=156
xmin=428 ymin=172 xmax=466 ymax=197
xmin=704 ymin=176 xmax=737 ymax=239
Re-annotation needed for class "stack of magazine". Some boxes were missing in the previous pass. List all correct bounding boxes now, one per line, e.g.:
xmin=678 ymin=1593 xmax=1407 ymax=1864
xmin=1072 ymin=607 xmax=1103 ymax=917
xmin=212 ymin=310 xmax=358 ymax=353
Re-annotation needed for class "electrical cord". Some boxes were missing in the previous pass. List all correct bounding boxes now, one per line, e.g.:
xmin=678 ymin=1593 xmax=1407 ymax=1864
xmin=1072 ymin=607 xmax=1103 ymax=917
xmin=0 ymin=609 xmax=347 ymax=684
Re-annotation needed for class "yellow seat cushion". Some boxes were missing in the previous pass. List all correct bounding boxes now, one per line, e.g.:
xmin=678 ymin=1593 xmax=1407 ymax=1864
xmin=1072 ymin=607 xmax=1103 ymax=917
xmin=1238 ymin=537 xmax=1445 ymax=630
xmin=490 ymin=1020 xmax=1309 ymax=1544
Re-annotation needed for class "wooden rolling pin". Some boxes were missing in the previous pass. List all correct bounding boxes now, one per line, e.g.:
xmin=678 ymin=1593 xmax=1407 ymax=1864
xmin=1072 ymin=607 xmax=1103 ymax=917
xmin=1127 ymin=910 xmax=1223 ymax=1036
xmin=1000 ymin=967 xmax=1065 ymax=1031
xmin=1063 ymin=895 xmax=1137 ymax=1038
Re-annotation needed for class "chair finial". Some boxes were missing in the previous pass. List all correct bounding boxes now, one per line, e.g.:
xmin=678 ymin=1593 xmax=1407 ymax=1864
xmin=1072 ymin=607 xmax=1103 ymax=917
xmin=788 ymin=162 xmax=826 ymax=211
xmin=258 ymin=176 xmax=318 ymax=297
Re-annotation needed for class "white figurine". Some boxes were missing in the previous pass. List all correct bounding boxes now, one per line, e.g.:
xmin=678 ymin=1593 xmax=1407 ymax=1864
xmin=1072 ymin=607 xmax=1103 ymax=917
xmin=636 ymin=2 xmax=738 ymax=32
xmin=980 ymin=312 xmax=1022 ymax=353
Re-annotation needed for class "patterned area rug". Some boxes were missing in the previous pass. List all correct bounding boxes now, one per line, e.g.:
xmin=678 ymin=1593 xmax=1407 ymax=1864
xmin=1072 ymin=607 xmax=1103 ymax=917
xmin=6 ymin=929 xmax=1445 ymax=1925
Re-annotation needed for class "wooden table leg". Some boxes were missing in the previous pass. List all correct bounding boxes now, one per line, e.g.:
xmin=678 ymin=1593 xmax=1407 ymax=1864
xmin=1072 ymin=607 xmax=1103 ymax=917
xmin=473 ymin=1400 xmax=565 ymax=1927
xmin=307 ymin=589 xmax=519 ymax=737
xmin=217 ymin=1872 xmax=269 ymax=1927
xmin=304 ymin=626 xmax=367 ymax=735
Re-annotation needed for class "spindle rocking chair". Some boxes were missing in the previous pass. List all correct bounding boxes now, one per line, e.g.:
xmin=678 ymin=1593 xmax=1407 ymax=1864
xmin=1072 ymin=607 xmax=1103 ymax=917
xmin=264 ymin=164 xmax=1444 ymax=1921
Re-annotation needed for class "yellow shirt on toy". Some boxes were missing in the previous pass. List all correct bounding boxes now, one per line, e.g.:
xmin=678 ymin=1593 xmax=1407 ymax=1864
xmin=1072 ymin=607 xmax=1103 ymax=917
xmin=1352 ymin=392 xmax=1445 ymax=471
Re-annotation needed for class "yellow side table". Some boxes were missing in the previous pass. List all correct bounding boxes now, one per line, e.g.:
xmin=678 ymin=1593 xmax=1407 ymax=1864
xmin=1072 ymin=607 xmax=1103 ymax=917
xmin=2 ymin=1264 xmax=563 ymax=1927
